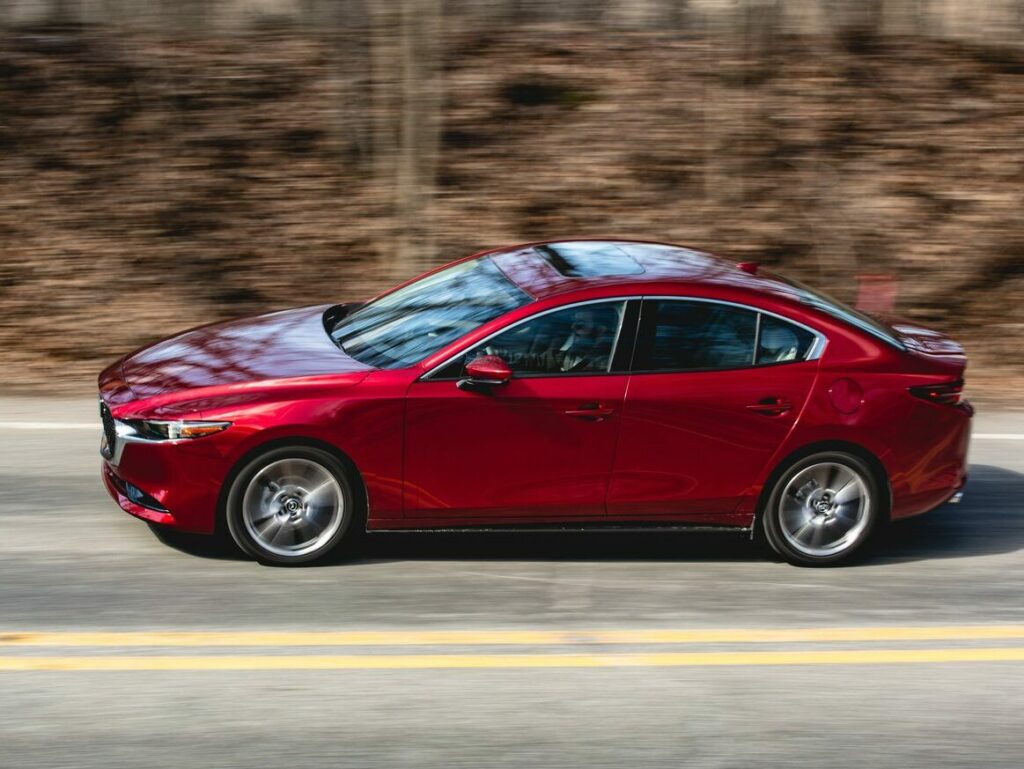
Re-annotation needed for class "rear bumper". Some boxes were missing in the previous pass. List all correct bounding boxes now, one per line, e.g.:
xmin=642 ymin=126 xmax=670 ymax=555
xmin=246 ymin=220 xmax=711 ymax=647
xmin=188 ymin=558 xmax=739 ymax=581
xmin=889 ymin=401 xmax=972 ymax=520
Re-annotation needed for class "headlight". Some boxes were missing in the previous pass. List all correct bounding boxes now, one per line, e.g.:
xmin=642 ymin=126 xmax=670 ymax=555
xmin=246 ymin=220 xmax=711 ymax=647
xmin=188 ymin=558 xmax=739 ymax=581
xmin=122 ymin=419 xmax=231 ymax=441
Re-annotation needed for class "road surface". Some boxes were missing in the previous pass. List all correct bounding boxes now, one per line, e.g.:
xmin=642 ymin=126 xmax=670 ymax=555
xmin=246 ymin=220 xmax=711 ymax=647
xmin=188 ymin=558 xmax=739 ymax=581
xmin=1 ymin=397 xmax=1022 ymax=768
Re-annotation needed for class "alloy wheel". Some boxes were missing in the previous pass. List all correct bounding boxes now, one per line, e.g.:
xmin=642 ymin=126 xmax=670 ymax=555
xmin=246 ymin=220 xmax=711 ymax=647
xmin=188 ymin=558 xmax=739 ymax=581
xmin=241 ymin=457 xmax=346 ymax=558
xmin=777 ymin=461 xmax=871 ymax=558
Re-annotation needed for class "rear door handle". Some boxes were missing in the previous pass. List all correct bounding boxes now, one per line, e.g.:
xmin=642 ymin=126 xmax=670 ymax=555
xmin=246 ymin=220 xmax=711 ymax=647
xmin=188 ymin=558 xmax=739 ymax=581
xmin=564 ymin=403 xmax=615 ymax=421
xmin=746 ymin=397 xmax=793 ymax=416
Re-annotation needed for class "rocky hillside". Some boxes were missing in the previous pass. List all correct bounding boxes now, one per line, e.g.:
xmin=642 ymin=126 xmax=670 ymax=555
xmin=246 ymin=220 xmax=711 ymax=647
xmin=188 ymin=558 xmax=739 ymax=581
xmin=1 ymin=24 xmax=1022 ymax=396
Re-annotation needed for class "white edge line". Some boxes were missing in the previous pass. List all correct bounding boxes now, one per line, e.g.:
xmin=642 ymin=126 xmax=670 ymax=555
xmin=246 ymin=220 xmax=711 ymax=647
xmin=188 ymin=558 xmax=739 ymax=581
xmin=0 ymin=422 xmax=97 ymax=430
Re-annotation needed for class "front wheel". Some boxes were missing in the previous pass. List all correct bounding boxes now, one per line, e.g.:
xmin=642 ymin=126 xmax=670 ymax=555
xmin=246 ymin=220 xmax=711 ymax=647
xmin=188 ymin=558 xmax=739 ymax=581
xmin=762 ymin=451 xmax=883 ymax=566
xmin=225 ymin=446 xmax=361 ymax=565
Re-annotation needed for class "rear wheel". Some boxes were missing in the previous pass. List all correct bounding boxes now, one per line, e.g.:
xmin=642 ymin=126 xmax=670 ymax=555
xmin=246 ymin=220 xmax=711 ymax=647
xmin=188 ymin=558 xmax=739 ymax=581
xmin=762 ymin=451 xmax=882 ymax=566
xmin=225 ymin=445 xmax=361 ymax=565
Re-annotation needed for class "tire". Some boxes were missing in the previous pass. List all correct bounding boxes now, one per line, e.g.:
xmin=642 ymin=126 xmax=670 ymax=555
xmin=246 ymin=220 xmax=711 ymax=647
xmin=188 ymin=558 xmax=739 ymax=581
xmin=761 ymin=451 xmax=883 ymax=567
xmin=225 ymin=445 xmax=363 ymax=565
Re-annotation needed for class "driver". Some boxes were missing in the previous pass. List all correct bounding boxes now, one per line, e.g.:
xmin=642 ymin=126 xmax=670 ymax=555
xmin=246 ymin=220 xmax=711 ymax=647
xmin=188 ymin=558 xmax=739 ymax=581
xmin=554 ymin=308 xmax=614 ymax=372
xmin=478 ymin=307 xmax=616 ymax=374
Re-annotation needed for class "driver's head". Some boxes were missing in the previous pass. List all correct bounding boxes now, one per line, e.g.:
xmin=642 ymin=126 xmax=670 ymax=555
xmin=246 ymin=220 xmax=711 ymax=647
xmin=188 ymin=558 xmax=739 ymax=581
xmin=571 ymin=309 xmax=601 ymax=339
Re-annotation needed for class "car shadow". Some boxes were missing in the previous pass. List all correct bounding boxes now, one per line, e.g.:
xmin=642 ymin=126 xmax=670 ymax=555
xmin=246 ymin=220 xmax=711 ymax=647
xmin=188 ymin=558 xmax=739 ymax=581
xmin=866 ymin=463 xmax=1024 ymax=564
xmin=147 ymin=523 xmax=248 ymax=561
xmin=149 ymin=464 xmax=1024 ymax=565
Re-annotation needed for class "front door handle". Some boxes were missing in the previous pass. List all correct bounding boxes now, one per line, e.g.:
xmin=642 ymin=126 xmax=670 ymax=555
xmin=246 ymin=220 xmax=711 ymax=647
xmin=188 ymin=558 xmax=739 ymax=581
xmin=564 ymin=403 xmax=615 ymax=421
xmin=746 ymin=397 xmax=793 ymax=417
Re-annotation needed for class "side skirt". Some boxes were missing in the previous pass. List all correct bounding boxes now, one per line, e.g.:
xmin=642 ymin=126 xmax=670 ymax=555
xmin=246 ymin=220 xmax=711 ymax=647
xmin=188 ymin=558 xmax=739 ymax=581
xmin=367 ymin=523 xmax=752 ymax=535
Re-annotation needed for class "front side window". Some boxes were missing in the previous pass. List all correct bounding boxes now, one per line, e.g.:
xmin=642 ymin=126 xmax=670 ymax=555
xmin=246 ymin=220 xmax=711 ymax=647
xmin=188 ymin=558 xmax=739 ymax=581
xmin=436 ymin=300 xmax=627 ymax=378
xmin=636 ymin=300 xmax=757 ymax=371
xmin=331 ymin=257 xmax=531 ymax=369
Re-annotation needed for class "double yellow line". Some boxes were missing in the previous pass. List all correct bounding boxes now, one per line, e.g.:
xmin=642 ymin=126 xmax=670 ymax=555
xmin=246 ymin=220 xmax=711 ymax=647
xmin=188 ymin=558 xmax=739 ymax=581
xmin=5 ymin=625 xmax=1024 ymax=647
xmin=2 ymin=626 xmax=1023 ymax=671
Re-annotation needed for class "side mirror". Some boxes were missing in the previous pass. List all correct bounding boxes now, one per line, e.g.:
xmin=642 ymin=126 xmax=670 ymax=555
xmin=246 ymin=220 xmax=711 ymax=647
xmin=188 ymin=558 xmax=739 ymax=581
xmin=458 ymin=355 xmax=512 ymax=391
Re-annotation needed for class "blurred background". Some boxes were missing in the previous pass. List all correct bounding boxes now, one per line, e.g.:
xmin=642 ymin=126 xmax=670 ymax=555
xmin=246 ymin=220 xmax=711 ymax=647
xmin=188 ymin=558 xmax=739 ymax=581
xmin=1 ymin=0 xmax=1022 ymax=398
xmin=2 ymin=8 xmax=1024 ymax=767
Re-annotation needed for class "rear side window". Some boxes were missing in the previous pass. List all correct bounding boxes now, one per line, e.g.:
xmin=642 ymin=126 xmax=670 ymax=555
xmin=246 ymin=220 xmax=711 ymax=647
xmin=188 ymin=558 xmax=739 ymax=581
xmin=635 ymin=300 xmax=757 ymax=371
xmin=756 ymin=315 xmax=816 ymax=364
xmin=634 ymin=299 xmax=820 ymax=372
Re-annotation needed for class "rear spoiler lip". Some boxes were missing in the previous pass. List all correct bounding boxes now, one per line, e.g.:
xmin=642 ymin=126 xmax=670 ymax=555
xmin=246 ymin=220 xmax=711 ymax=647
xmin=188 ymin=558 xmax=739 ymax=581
xmin=891 ymin=327 xmax=966 ymax=357
xmin=867 ymin=314 xmax=966 ymax=357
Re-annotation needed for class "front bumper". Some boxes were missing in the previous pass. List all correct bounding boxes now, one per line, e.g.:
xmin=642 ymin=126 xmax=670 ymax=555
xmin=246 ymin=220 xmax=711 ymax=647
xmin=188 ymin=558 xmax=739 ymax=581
xmin=100 ymin=427 xmax=230 ymax=534
xmin=103 ymin=464 xmax=176 ymax=527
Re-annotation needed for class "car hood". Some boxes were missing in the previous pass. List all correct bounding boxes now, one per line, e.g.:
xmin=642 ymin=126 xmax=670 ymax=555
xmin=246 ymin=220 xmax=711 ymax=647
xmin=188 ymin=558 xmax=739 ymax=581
xmin=108 ymin=304 xmax=372 ymax=402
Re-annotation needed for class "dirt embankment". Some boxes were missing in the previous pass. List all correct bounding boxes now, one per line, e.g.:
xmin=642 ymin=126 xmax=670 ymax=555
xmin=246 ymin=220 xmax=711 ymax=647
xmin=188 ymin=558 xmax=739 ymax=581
xmin=1 ymin=25 xmax=1022 ymax=398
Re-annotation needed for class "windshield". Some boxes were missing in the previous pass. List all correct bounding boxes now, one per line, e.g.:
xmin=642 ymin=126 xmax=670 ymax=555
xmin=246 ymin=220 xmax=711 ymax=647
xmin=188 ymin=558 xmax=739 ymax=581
xmin=331 ymin=257 xmax=532 ymax=368
xmin=774 ymin=273 xmax=904 ymax=349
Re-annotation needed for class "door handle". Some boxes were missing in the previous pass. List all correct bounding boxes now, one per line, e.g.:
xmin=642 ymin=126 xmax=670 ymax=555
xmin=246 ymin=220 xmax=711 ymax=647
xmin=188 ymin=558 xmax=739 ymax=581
xmin=564 ymin=403 xmax=615 ymax=421
xmin=746 ymin=397 xmax=793 ymax=416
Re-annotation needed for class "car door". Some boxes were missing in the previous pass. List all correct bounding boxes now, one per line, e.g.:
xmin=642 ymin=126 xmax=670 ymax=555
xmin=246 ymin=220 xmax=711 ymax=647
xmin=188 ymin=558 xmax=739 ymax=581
xmin=403 ymin=299 xmax=637 ymax=520
xmin=607 ymin=298 xmax=823 ymax=522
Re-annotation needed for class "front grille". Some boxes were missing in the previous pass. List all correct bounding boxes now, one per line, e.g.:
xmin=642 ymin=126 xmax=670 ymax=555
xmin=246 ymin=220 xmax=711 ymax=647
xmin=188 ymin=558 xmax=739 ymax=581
xmin=100 ymin=400 xmax=116 ymax=458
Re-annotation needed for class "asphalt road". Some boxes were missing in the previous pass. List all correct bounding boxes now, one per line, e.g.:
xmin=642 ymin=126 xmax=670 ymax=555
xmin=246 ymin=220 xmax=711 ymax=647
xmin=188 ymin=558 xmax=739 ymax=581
xmin=1 ymin=397 xmax=1022 ymax=768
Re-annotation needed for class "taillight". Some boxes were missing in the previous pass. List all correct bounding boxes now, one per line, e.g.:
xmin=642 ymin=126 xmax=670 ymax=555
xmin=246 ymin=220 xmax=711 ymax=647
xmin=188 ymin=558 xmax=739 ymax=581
xmin=909 ymin=379 xmax=963 ymax=406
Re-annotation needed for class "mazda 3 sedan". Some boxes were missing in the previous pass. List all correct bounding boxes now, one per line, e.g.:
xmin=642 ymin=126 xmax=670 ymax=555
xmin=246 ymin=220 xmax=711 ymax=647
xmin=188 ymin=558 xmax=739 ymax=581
xmin=99 ymin=240 xmax=971 ymax=566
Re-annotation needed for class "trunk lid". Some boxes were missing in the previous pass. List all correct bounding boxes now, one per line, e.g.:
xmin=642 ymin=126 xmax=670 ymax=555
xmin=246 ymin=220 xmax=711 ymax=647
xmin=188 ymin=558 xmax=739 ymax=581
xmin=886 ymin=319 xmax=966 ymax=358
xmin=872 ymin=314 xmax=967 ymax=380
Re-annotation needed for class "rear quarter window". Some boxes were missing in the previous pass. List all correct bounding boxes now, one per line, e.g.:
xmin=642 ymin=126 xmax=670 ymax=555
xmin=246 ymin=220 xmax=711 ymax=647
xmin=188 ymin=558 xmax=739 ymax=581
xmin=756 ymin=316 xmax=817 ymax=365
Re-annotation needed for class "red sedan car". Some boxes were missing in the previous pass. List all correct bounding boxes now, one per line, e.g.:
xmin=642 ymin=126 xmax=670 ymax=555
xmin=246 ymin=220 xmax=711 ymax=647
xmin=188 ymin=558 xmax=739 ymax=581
xmin=99 ymin=240 xmax=971 ymax=566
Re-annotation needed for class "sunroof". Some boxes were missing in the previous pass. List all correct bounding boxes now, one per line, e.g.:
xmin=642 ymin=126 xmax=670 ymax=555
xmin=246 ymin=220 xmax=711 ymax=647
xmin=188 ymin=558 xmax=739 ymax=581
xmin=534 ymin=242 xmax=645 ymax=278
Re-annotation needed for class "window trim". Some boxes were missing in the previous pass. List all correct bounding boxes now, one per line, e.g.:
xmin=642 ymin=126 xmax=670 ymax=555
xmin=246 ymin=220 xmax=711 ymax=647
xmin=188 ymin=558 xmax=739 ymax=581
xmin=629 ymin=296 xmax=827 ymax=375
xmin=420 ymin=295 xmax=828 ymax=381
xmin=421 ymin=297 xmax=639 ymax=381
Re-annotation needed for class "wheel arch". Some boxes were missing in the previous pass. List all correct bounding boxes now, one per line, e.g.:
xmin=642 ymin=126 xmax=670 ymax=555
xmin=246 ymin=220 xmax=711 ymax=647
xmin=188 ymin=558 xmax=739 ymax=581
xmin=215 ymin=435 xmax=369 ymax=535
xmin=754 ymin=440 xmax=892 ymax=528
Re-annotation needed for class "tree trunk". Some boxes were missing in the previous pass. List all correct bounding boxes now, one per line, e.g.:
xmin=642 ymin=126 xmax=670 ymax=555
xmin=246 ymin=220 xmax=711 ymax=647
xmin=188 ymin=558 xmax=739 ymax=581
xmin=388 ymin=0 xmax=443 ymax=276
xmin=330 ymin=1 xmax=373 ymax=167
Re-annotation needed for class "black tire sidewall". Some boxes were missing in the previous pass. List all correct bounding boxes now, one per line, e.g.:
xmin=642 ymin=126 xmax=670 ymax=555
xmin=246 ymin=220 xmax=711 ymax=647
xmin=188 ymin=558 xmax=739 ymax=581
xmin=762 ymin=451 xmax=882 ymax=567
xmin=225 ymin=445 xmax=358 ymax=565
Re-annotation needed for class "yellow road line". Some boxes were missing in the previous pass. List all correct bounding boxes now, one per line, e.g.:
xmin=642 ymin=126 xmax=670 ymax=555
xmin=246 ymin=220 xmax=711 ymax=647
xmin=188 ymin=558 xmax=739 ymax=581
xmin=2 ymin=648 xmax=1024 ymax=671
xmin=3 ymin=626 xmax=1024 ymax=647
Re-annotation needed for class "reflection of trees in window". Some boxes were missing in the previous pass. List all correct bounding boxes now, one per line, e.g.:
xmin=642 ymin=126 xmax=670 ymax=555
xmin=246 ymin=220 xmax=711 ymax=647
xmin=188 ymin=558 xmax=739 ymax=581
xmin=332 ymin=258 xmax=531 ymax=368
xmin=452 ymin=301 xmax=625 ymax=376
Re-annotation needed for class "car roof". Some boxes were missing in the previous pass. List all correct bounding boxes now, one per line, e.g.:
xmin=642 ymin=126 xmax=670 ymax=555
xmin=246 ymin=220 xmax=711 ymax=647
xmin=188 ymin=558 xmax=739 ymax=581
xmin=488 ymin=240 xmax=790 ymax=301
